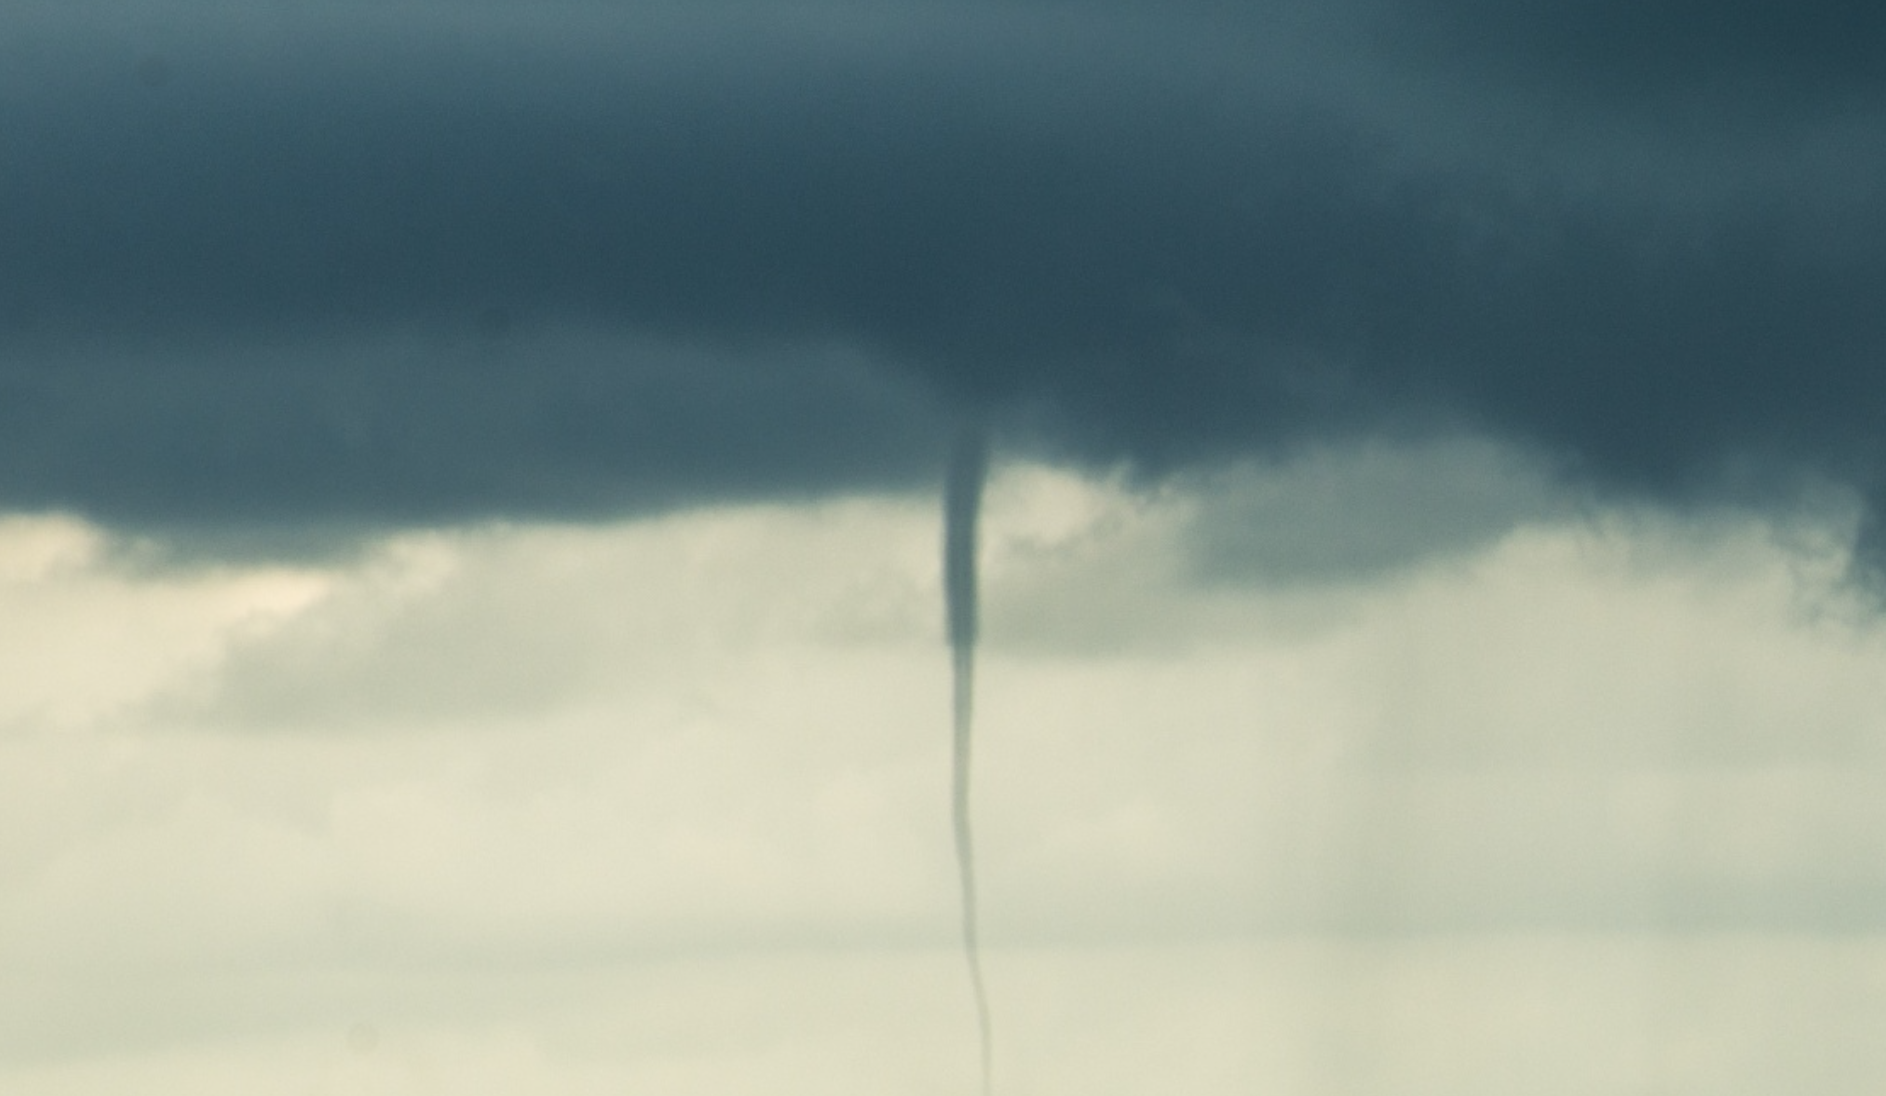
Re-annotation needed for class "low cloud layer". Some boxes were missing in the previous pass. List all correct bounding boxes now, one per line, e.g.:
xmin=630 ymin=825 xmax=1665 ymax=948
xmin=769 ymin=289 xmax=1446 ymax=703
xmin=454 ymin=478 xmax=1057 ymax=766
xmin=4 ymin=1 xmax=1884 ymax=548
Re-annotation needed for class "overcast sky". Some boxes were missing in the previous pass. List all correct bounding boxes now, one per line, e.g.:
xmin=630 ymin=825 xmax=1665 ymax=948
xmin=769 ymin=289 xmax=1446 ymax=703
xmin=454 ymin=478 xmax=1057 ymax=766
xmin=5 ymin=1 xmax=1886 ymax=1093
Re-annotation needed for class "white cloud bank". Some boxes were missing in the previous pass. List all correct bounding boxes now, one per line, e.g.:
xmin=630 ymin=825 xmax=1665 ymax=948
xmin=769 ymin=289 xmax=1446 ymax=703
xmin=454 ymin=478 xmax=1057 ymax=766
xmin=3 ymin=451 xmax=1886 ymax=1094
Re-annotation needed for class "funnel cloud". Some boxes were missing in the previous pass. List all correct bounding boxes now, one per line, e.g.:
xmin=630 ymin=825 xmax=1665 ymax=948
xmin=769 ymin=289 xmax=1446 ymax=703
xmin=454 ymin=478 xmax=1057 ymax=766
xmin=944 ymin=422 xmax=993 ymax=1095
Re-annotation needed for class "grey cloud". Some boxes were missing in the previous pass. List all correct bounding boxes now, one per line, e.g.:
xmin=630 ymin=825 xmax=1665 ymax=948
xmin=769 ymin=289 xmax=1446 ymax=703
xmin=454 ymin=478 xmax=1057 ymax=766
xmin=3 ymin=329 xmax=941 ymax=539
xmin=1183 ymin=440 xmax=1567 ymax=586
xmin=4 ymin=1 xmax=1884 ymax=552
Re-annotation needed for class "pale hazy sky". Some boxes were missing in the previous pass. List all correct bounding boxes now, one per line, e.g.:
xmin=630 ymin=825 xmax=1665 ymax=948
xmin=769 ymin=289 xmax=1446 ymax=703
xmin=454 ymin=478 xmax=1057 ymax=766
xmin=5 ymin=2 xmax=1886 ymax=1093
xmin=6 ymin=456 xmax=1886 ymax=1094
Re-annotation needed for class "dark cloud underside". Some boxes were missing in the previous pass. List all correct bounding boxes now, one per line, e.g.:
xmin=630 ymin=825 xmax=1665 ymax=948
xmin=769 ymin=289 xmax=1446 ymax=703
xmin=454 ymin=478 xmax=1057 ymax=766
xmin=3 ymin=1 xmax=1883 ymax=535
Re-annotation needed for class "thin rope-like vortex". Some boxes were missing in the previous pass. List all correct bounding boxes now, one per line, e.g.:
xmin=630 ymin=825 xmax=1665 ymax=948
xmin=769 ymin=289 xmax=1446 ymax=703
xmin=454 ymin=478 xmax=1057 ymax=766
xmin=945 ymin=425 xmax=992 ymax=1096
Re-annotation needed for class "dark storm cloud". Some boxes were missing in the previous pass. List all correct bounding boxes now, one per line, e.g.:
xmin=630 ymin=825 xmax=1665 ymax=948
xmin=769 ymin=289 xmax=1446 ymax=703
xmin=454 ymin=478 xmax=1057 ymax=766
xmin=4 ymin=1 xmax=1884 ymax=541
xmin=1376 ymin=0 xmax=1886 ymax=107
xmin=0 ymin=327 xmax=936 ymax=532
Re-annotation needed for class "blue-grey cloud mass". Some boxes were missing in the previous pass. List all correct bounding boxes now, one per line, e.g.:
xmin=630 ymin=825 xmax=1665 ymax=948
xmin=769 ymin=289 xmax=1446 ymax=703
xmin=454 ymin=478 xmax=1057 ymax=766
xmin=4 ymin=0 xmax=1883 ymax=549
